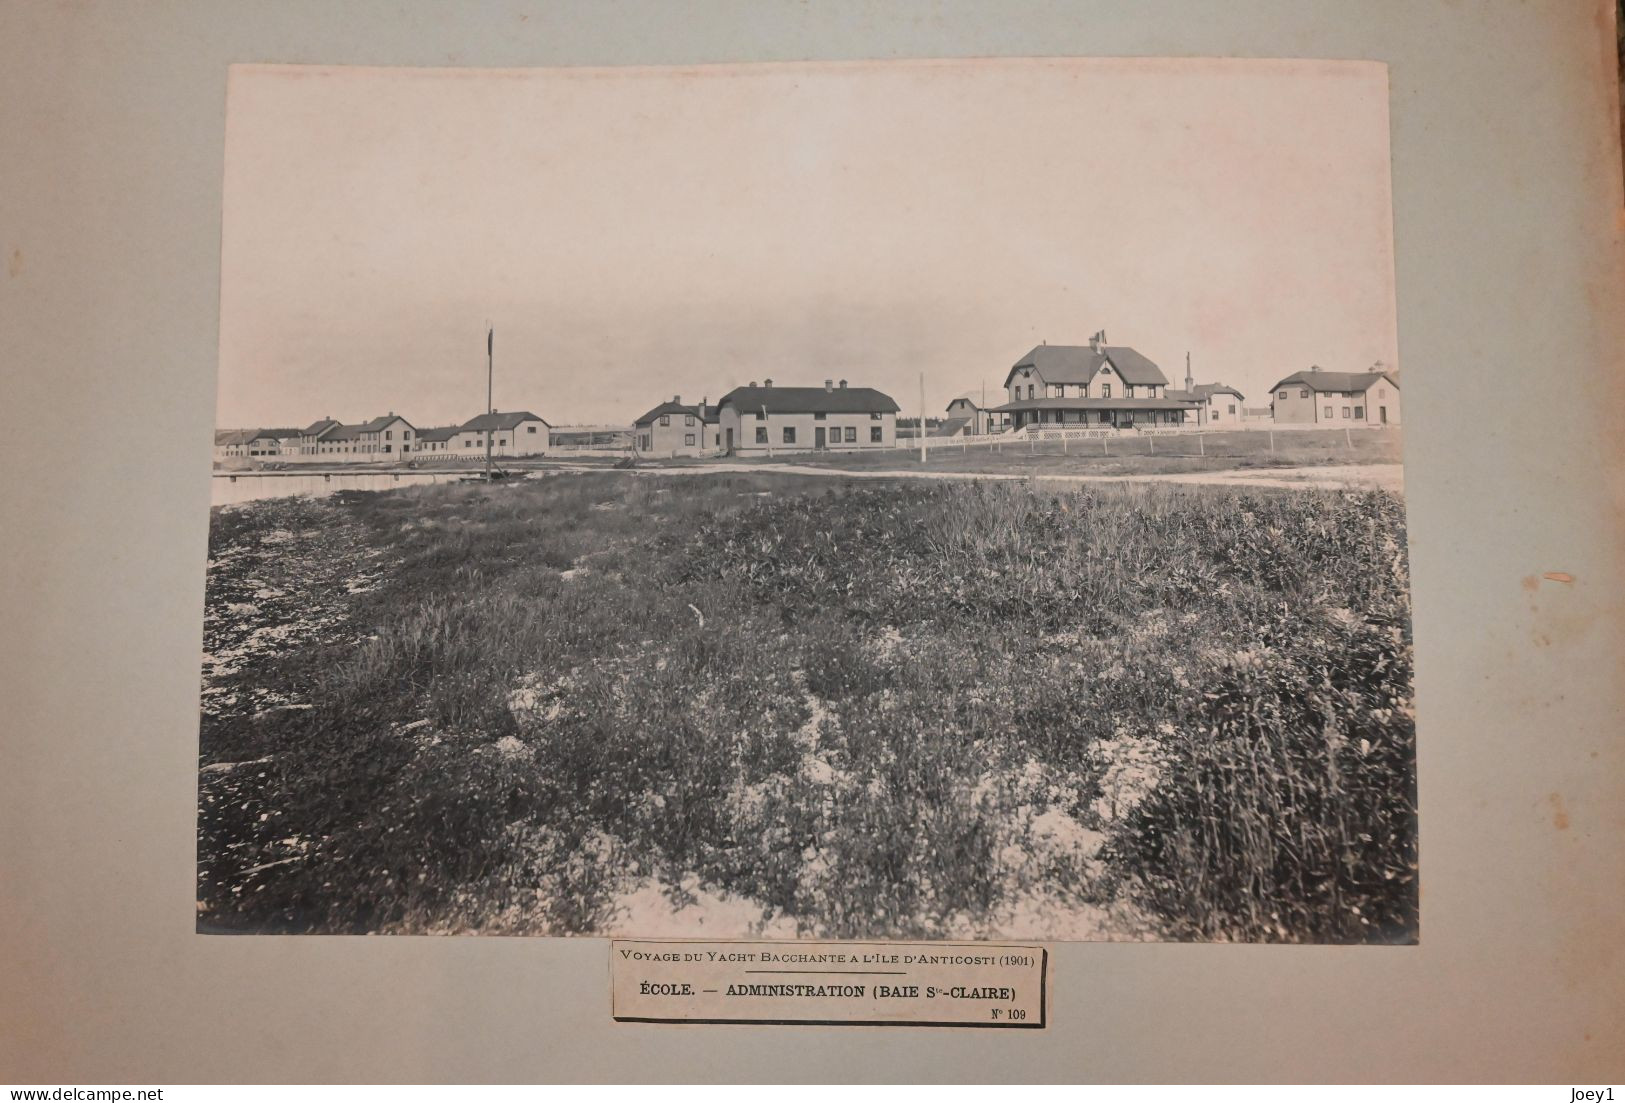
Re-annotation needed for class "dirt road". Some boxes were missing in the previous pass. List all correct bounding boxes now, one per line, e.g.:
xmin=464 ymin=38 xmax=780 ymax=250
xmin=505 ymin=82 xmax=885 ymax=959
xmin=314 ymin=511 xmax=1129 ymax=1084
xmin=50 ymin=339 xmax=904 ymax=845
xmin=564 ymin=460 xmax=1405 ymax=493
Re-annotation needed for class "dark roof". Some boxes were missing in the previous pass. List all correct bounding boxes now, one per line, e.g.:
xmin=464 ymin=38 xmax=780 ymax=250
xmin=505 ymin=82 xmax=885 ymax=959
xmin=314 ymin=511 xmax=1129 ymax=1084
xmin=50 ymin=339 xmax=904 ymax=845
xmin=716 ymin=385 xmax=901 ymax=415
xmin=633 ymin=401 xmax=719 ymax=426
xmin=1166 ymin=383 xmax=1245 ymax=402
xmin=1004 ymin=344 xmax=1170 ymax=388
xmin=992 ymin=397 xmax=1198 ymax=413
xmin=246 ymin=427 xmax=303 ymax=441
xmin=460 ymin=410 xmax=550 ymax=432
xmin=932 ymin=417 xmax=972 ymax=437
xmin=356 ymin=414 xmax=414 ymax=432
xmin=215 ymin=429 xmax=247 ymax=446
xmin=414 ymin=426 xmax=461 ymax=443
xmin=1267 ymin=370 xmax=1398 ymax=394
xmin=301 ymin=419 xmax=341 ymax=438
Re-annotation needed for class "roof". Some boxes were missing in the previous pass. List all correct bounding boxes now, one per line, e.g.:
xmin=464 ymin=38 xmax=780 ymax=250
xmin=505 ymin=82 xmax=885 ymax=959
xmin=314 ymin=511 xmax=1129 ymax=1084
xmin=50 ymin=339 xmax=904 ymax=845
xmin=633 ymin=401 xmax=719 ymax=426
xmin=246 ymin=427 xmax=302 ymax=441
xmin=992 ymin=397 xmax=1199 ymax=413
xmin=1267 ymin=370 xmax=1399 ymax=394
xmin=215 ymin=429 xmax=248 ymax=446
xmin=355 ymin=414 xmax=414 ymax=432
xmin=1166 ymin=383 xmax=1245 ymax=402
xmin=1004 ymin=344 xmax=1170 ymax=389
xmin=716 ymin=385 xmax=901 ymax=415
xmin=946 ymin=394 xmax=982 ymax=411
xmin=414 ymin=426 xmax=461 ymax=443
xmin=932 ymin=417 xmax=972 ymax=437
xmin=460 ymin=410 xmax=550 ymax=432
xmin=301 ymin=419 xmax=341 ymax=438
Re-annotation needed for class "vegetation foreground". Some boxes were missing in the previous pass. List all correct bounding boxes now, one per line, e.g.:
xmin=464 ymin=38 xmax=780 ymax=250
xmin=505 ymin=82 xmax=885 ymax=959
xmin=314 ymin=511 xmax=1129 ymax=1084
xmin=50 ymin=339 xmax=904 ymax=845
xmin=198 ymin=472 xmax=1416 ymax=942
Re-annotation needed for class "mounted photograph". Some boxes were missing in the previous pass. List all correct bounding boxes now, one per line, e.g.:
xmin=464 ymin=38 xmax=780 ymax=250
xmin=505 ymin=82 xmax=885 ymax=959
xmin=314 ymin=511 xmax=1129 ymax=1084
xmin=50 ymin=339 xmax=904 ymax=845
xmin=198 ymin=58 xmax=1415 ymax=943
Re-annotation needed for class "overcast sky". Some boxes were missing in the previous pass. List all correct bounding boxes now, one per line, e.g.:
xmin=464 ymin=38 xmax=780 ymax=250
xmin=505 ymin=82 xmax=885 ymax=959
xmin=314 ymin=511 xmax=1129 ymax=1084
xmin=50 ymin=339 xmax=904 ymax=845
xmin=217 ymin=59 xmax=1397 ymax=429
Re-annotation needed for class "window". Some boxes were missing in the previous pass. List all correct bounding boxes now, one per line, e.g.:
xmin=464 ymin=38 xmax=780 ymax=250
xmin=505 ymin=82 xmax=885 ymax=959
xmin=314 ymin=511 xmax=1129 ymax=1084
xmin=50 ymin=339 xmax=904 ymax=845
xmin=870 ymin=412 xmax=882 ymax=420
xmin=684 ymin=433 xmax=695 ymax=446
xmin=1378 ymin=387 xmax=1388 ymax=397
xmin=385 ymin=430 xmax=392 ymax=440
xmin=814 ymin=412 xmax=826 ymax=420
xmin=1300 ymin=388 xmax=1310 ymax=398
xmin=755 ymin=426 xmax=768 ymax=444
xmin=1324 ymin=406 xmax=1333 ymax=418
xmin=1027 ymin=384 xmax=1035 ymax=399
xmin=499 ymin=437 xmax=507 ymax=446
xmin=870 ymin=426 xmax=882 ymax=443
xmin=1354 ymin=406 xmax=1365 ymax=419
xmin=1227 ymin=404 xmax=1236 ymax=414
xmin=1278 ymin=390 xmax=1287 ymax=400
xmin=527 ymin=425 xmax=537 ymax=434
xmin=1342 ymin=407 xmax=1351 ymax=418
xmin=660 ymin=415 xmax=670 ymax=426
xmin=782 ymin=427 xmax=796 ymax=444
xmin=1101 ymin=383 xmax=1111 ymax=398
xmin=1050 ymin=385 xmax=1062 ymax=398
xmin=844 ymin=426 xmax=856 ymax=443
xmin=685 ymin=414 xmax=695 ymax=426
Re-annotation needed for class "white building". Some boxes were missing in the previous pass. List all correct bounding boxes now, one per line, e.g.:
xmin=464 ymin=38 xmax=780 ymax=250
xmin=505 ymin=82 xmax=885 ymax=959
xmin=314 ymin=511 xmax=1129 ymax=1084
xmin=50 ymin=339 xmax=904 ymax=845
xmin=715 ymin=379 xmax=899 ymax=454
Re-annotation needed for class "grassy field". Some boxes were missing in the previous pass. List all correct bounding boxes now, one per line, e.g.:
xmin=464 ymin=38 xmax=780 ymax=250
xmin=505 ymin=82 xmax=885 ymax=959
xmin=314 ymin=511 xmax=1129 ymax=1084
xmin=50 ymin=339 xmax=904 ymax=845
xmin=198 ymin=470 xmax=1415 ymax=942
xmin=706 ymin=427 xmax=1402 ymax=477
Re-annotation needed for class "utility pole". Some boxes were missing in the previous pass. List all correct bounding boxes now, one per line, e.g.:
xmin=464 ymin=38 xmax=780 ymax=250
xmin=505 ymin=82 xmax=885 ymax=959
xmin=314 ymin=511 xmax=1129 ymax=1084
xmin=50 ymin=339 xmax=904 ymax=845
xmin=919 ymin=371 xmax=927 ymax=464
xmin=485 ymin=325 xmax=494 ymax=479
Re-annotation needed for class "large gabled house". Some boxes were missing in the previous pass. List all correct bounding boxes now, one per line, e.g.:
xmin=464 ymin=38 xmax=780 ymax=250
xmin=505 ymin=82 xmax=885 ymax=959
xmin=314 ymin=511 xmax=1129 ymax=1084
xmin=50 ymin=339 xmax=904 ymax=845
xmin=1268 ymin=367 xmax=1400 ymax=427
xmin=313 ymin=414 xmax=416 ymax=458
xmin=993 ymin=332 xmax=1196 ymax=429
xmin=715 ymin=378 xmax=899 ymax=454
xmin=450 ymin=411 xmax=551 ymax=456
xmin=290 ymin=418 xmax=342 ymax=457
xmin=634 ymin=396 xmax=720 ymax=456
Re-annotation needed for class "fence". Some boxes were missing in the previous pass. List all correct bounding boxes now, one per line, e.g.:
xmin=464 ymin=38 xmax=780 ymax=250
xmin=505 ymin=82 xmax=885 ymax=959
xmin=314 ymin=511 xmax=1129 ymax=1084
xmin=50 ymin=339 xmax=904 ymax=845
xmin=907 ymin=423 xmax=1400 ymax=461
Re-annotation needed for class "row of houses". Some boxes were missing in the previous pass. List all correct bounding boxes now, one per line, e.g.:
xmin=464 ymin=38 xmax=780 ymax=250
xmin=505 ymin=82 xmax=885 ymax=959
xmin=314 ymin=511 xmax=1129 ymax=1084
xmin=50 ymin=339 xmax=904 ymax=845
xmin=934 ymin=333 xmax=1401 ymax=437
xmin=214 ymin=410 xmax=552 ymax=464
xmin=219 ymin=334 xmax=1400 ymax=465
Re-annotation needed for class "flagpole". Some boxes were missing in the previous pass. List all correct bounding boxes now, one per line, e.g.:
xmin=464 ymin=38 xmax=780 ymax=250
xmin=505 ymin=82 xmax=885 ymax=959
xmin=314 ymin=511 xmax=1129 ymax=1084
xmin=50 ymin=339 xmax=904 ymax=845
xmin=486 ymin=325 xmax=494 ymax=479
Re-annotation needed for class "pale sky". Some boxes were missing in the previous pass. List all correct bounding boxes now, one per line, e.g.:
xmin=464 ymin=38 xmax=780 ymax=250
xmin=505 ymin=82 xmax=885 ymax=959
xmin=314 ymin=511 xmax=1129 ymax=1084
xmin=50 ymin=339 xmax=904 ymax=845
xmin=217 ymin=59 xmax=1398 ymax=429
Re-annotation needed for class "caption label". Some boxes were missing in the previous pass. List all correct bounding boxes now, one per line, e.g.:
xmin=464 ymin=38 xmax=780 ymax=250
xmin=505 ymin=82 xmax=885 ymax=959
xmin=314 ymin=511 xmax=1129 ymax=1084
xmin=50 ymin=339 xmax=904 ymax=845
xmin=611 ymin=939 xmax=1047 ymax=1028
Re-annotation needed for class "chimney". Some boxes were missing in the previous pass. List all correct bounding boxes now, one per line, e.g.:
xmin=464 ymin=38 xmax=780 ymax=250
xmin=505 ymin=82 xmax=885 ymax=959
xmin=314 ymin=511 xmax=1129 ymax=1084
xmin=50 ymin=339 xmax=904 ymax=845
xmin=839 ymin=379 xmax=847 ymax=389
xmin=1088 ymin=332 xmax=1098 ymax=351
xmin=673 ymin=394 xmax=681 ymax=403
xmin=748 ymin=381 xmax=757 ymax=388
xmin=1309 ymin=364 xmax=1321 ymax=373
xmin=764 ymin=377 xmax=774 ymax=387
xmin=824 ymin=379 xmax=834 ymax=392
